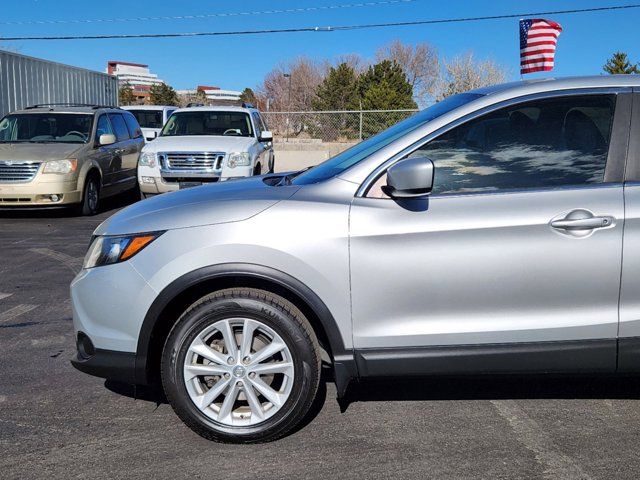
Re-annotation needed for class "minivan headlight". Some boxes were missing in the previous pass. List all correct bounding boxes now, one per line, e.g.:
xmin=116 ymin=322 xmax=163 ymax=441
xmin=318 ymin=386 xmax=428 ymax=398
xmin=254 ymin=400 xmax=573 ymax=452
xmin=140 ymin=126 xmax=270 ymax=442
xmin=139 ymin=151 xmax=157 ymax=167
xmin=43 ymin=159 xmax=77 ymax=174
xmin=227 ymin=152 xmax=250 ymax=168
xmin=83 ymin=232 xmax=164 ymax=269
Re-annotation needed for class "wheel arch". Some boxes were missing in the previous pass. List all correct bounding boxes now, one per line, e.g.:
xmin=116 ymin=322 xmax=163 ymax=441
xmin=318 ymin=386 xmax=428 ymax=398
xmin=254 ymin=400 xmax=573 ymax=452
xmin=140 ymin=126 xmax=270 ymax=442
xmin=135 ymin=263 xmax=357 ymax=396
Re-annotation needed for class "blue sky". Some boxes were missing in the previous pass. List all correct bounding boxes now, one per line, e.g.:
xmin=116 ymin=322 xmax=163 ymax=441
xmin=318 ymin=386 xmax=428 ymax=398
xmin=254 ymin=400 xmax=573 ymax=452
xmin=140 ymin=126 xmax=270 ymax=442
xmin=1 ymin=0 xmax=639 ymax=91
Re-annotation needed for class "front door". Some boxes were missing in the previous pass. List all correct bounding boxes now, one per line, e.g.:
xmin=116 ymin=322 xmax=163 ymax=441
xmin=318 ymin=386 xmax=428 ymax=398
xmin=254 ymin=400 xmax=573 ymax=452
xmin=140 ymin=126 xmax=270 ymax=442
xmin=350 ymin=92 xmax=629 ymax=373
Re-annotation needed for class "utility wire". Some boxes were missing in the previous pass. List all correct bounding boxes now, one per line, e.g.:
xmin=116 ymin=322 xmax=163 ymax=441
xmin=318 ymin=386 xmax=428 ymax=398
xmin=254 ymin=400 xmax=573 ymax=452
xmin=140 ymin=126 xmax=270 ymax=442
xmin=2 ymin=3 xmax=639 ymax=41
xmin=0 ymin=0 xmax=416 ymax=26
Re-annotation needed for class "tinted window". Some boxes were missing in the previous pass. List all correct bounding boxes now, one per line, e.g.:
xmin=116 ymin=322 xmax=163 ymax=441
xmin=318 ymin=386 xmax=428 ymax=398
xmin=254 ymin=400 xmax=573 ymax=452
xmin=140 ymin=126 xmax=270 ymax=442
xmin=0 ymin=113 xmax=93 ymax=144
xmin=414 ymin=95 xmax=615 ymax=195
xmin=252 ymin=112 xmax=262 ymax=136
xmin=293 ymin=92 xmax=483 ymax=185
xmin=128 ymin=109 xmax=163 ymax=129
xmin=108 ymin=113 xmax=130 ymax=142
xmin=123 ymin=112 xmax=142 ymax=138
xmin=160 ymin=111 xmax=254 ymax=137
xmin=96 ymin=115 xmax=113 ymax=138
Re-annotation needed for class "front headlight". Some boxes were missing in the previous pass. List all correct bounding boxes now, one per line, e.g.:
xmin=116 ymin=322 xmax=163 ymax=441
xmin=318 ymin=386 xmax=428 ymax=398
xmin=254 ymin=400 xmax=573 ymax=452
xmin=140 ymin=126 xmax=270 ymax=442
xmin=43 ymin=159 xmax=77 ymax=174
xmin=139 ymin=151 xmax=157 ymax=168
xmin=227 ymin=152 xmax=251 ymax=168
xmin=83 ymin=231 xmax=164 ymax=269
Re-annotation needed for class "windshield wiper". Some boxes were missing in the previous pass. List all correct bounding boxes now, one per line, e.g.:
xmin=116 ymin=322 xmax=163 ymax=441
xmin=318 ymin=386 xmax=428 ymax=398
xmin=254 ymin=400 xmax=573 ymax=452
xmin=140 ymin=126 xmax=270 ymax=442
xmin=277 ymin=166 xmax=314 ymax=186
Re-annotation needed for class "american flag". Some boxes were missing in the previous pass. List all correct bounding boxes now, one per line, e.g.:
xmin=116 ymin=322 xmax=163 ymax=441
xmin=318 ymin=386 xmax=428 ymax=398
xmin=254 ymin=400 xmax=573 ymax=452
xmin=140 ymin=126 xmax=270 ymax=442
xmin=519 ymin=18 xmax=563 ymax=75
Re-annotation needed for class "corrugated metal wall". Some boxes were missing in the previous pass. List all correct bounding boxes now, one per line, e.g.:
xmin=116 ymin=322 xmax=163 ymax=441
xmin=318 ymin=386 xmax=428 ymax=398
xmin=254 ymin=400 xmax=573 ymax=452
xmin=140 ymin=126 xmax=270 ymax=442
xmin=0 ymin=50 xmax=118 ymax=117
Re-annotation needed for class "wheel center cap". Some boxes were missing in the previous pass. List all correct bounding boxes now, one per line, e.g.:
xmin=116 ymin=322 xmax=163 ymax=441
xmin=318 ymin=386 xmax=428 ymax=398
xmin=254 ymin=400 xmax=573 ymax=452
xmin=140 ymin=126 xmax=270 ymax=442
xmin=232 ymin=366 xmax=246 ymax=378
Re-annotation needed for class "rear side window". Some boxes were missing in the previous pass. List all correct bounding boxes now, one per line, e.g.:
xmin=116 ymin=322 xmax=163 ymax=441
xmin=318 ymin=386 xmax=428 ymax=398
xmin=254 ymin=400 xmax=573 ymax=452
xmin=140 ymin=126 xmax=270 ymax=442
xmin=108 ymin=113 xmax=130 ymax=142
xmin=414 ymin=95 xmax=616 ymax=195
xmin=123 ymin=112 xmax=143 ymax=139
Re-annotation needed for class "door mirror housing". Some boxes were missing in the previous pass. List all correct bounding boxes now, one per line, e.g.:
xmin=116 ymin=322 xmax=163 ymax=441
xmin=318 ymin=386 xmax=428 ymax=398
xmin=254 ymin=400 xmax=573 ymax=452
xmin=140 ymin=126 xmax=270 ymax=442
xmin=382 ymin=156 xmax=434 ymax=198
xmin=99 ymin=133 xmax=117 ymax=146
xmin=259 ymin=131 xmax=273 ymax=142
xmin=146 ymin=131 xmax=158 ymax=141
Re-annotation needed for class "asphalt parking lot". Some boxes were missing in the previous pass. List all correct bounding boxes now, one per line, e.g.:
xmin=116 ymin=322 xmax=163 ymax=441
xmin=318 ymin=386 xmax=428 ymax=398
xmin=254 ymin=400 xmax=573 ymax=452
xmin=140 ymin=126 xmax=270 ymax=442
xmin=2 ymin=198 xmax=640 ymax=480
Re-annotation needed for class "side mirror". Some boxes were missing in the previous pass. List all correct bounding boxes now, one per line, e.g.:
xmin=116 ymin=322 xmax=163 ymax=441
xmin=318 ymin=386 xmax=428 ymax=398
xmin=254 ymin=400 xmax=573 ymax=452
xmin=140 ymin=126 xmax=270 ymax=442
xmin=382 ymin=156 xmax=434 ymax=198
xmin=99 ymin=133 xmax=116 ymax=146
xmin=259 ymin=131 xmax=273 ymax=142
xmin=146 ymin=131 xmax=157 ymax=141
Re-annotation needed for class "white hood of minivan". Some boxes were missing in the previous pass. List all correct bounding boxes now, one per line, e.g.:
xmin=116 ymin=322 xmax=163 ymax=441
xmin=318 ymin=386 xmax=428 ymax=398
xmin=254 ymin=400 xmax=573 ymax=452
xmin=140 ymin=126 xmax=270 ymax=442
xmin=142 ymin=135 xmax=255 ymax=153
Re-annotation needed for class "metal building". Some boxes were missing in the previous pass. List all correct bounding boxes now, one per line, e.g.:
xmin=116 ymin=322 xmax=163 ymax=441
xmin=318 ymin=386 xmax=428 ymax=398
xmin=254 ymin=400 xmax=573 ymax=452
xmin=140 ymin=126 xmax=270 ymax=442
xmin=0 ymin=50 xmax=118 ymax=118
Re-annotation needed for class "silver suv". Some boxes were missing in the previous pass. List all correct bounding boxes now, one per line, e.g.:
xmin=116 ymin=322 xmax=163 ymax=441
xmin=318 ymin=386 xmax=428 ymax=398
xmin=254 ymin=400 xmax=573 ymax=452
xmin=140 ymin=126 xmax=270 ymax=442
xmin=71 ymin=76 xmax=640 ymax=443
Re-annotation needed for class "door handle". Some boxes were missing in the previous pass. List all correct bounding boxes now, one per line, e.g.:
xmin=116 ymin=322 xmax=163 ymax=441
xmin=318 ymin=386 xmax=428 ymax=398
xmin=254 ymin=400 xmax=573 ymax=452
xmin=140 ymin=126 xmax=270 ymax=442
xmin=550 ymin=209 xmax=614 ymax=231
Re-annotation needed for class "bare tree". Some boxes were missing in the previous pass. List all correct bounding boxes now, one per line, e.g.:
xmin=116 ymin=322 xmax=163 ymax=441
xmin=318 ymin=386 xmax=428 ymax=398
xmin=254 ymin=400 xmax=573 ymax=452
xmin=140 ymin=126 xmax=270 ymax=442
xmin=431 ymin=53 xmax=508 ymax=101
xmin=376 ymin=40 xmax=439 ymax=106
xmin=257 ymin=56 xmax=324 ymax=111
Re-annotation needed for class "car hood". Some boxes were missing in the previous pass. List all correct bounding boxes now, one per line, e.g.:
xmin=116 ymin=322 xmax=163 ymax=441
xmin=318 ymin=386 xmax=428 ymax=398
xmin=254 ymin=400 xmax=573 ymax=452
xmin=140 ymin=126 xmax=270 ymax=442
xmin=142 ymin=135 xmax=255 ymax=153
xmin=95 ymin=176 xmax=300 ymax=235
xmin=0 ymin=142 xmax=84 ymax=161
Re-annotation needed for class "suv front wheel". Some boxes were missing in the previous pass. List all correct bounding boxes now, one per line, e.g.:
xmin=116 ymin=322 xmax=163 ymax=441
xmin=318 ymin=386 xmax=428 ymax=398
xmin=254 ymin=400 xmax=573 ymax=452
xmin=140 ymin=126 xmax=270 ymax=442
xmin=161 ymin=288 xmax=321 ymax=443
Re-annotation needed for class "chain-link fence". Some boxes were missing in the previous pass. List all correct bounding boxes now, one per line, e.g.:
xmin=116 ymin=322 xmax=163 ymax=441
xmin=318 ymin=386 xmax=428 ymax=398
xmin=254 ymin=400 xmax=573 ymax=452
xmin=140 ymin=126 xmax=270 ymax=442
xmin=262 ymin=109 xmax=421 ymax=142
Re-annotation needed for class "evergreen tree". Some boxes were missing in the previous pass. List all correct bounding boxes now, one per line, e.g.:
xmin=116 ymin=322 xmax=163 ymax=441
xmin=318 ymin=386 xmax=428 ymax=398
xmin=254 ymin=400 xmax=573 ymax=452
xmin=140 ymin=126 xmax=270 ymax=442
xmin=312 ymin=63 xmax=360 ymax=140
xmin=603 ymin=52 xmax=639 ymax=74
xmin=118 ymin=82 xmax=135 ymax=106
xmin=149 ymin=83 xmax=179 ymax=106
xmin=239 ymin=87 xmax=257 ymax=105
xmin=357 ymin=60 xmax=417 ymax=138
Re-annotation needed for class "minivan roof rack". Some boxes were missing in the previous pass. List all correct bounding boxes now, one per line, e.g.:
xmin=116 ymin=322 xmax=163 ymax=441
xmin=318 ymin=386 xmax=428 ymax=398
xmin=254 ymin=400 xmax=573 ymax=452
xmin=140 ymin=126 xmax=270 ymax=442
xmin=25 ymin=103 xmax=119 ymax=110
xmin=186 ymin=102 xmax=205 ymax=108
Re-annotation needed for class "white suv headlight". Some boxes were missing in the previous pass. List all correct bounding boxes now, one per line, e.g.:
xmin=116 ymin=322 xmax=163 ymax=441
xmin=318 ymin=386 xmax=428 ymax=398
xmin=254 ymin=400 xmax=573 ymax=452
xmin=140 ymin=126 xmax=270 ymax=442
xmin=43 ymin=159 xmax=77 ymax=174
xmin=139 ymin=151 xmax=157 ymax=167
xmin=227 ymin=152 xmax=251 ymax=168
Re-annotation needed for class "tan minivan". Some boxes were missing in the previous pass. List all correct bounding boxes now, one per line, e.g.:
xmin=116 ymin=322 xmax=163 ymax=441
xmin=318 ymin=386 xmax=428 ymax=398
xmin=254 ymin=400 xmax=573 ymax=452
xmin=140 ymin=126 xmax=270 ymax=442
xmin=0 ymin=104 xmax=145 ymax=215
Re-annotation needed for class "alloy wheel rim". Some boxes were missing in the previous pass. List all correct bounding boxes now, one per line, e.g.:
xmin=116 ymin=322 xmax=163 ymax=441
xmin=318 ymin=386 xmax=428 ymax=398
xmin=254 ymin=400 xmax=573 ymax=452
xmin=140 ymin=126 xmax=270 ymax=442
xmin=183 ymin=317 xmax=295 ymax=427
xmin=87 ymin=181 xmax=98 ymax=211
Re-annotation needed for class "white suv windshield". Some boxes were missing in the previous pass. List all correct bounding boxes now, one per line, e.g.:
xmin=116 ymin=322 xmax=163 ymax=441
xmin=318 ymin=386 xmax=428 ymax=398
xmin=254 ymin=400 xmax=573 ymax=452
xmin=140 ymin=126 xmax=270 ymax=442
xmin=160 ymin=111 xmax=254 ymax=137
xmin=293 ymin=93 xmax=483 ymax=185
xmin=0 ymin=113 xmax=93 ymax=144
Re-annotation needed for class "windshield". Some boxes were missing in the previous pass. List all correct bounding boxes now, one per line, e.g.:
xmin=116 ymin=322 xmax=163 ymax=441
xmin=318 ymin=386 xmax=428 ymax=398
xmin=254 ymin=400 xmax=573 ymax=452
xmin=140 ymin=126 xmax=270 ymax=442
xmin=128 ymin=110 xmax=163 ymax=129
xmin=160 ymin=111 xmax=254 ymax=137
xmin=0 ymin=113 xmax=93 ymax=144
xmin=293 ymin=93 xmax=483 ymax=185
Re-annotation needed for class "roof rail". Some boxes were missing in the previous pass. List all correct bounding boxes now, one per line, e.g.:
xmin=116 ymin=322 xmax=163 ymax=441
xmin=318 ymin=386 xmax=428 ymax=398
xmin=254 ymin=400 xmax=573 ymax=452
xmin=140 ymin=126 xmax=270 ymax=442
xmin=241 ymin=102 xmax=255 ymax=109
xmin=185 ymin=102 xmax=205 ymax=108
xmin=24 ymin=103 xmax=120 ymax=110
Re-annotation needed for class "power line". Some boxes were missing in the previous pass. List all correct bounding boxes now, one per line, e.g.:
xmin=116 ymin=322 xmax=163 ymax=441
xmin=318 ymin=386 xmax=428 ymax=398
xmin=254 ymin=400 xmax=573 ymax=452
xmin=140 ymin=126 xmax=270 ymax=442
xmin=0 ymin=0 xmax=416 ymax=26
xmin=2 ymin=3 xmax=639 ymax=41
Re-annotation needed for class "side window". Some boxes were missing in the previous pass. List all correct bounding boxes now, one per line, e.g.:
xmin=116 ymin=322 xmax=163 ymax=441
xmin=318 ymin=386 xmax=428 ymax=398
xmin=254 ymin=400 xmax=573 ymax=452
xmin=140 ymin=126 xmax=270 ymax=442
xmin=165 ymin=109 xmax=176 ymax=123
xmin=95 ymin=115 xmax=113 ymax=139
xmin=367 ymin=95 xmax=616 ymax=198
xmin=257 ymin=113 xmax=268 ymax=131
xmin=122 ymin=112 xmax=142 ymax=139
xmin=108 ymin=113 xmax=130 ymax=142
xmin=252 ymin=112 xmax=262 ymax=137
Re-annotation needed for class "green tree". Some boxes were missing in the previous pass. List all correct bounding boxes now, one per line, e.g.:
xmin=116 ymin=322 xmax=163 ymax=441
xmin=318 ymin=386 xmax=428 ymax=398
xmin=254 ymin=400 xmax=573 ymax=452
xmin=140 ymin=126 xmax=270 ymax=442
xmin=357 ymin=60 xmax=417 ymax=138
xmin=312 ymin=63 xmax=360 ymax=140
xmin=149 ymin=82 xmax=179 ymax=106
xmin=603 ymin=52 xmax=639 ymax=74
xmin=239 ymin=87 xmax=257 ymax=105
xmin=118 ymin=82 xmax=135 ymax=106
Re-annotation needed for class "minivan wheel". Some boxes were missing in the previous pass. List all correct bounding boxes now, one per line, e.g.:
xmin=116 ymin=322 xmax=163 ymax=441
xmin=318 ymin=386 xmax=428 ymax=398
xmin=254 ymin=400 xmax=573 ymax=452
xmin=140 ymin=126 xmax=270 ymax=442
xmin=161 ymin=288 xmax=321 ymax=443
xmin=77 ymin=175 xmax=100 ymax=216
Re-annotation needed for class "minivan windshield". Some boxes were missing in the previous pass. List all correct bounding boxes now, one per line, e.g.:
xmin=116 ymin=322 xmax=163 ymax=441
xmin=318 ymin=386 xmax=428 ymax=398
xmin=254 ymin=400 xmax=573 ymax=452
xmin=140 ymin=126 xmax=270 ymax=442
xmin=292 ymin=93 xmax=483 ymax=185
xmin=0 ymin=113 xmax=93 ymax=144
xmin=160 ymin=111 xmax=254 ymax=137
xmin=127 ymin=109 xmax=163 ymax=129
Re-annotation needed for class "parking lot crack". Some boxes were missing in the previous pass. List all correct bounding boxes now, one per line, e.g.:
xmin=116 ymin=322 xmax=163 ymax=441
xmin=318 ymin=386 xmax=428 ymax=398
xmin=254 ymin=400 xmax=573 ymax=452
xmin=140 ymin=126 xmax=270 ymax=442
xmin=491 ymin=400 xmax=591 ymax=480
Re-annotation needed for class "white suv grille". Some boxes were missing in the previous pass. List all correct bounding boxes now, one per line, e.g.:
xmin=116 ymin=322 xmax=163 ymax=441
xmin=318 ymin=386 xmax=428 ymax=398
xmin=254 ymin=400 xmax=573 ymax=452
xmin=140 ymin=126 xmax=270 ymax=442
xmin=160 ymin=152 xmax=225 ymax=171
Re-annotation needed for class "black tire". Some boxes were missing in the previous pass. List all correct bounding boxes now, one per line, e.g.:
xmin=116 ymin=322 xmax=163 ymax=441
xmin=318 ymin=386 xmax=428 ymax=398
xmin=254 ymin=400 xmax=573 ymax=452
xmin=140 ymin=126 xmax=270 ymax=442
xmin=76 ymin=174 xmax=100 ymax=216
xmin=253 ymin=162 xmax=262 ymax=176
xmin=161 ymin=288 xmax=321 ymax=443
xmin=268 ymin=155 xmax=275 ymax=174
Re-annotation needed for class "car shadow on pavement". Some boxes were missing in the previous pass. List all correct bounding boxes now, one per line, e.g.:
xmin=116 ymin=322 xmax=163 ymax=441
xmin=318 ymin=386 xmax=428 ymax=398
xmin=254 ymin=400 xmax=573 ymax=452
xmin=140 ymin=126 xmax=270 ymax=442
xmin=343 ymin=374 xmax=640 ymax=405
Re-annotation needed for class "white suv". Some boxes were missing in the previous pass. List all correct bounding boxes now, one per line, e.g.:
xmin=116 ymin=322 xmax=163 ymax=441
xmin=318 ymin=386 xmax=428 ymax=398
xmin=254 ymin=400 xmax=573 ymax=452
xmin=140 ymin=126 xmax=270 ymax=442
xmin=137 ymin=105 xmax=274 ymax=198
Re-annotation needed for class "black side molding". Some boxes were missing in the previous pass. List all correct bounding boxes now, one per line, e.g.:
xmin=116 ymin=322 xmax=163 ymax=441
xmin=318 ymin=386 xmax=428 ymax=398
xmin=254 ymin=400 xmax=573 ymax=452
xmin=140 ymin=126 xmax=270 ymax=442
xmin=356 ymin=339 xmax=617 ymax=378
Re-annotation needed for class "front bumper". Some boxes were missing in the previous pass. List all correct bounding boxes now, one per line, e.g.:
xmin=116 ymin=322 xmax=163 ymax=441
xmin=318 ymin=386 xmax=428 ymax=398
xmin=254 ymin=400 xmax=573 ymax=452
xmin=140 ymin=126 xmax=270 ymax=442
xmin=0 ymin=178 xmax=81 ymax=206
xmin=71 ymin=344 xmax=138 ymax=384
xmin=138 ymin=164 xmax=254 ymax=194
